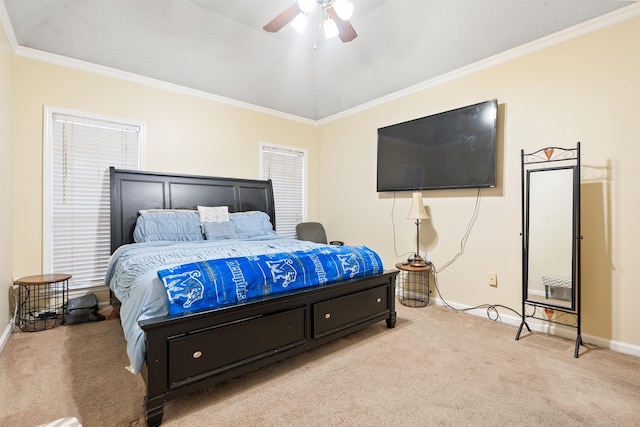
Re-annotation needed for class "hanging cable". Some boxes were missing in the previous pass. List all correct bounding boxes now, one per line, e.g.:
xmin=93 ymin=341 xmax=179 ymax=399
xmin=431 ymin=188 xmax=481 ymax=275
xmin=387 ymin=188 xmax=520 ymax=320
xmin=426 ymin=189 xmax=521 ymax=320
xmin=430 ymin=266 xmax=521 ymax=320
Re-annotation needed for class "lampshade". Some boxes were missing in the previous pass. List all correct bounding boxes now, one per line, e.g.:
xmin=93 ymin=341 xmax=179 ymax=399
xmin=290 ymin=13 xmax=308 ymax=34
xmin=298 ymin=0 xmax=316 ymax=14
xmin=323 ymin=17 xmax=339 ymax=39
xmin=334 ymin=0 xmax=354 ymax=20
xmin=407 ymin=192 xmax=430 ymax=220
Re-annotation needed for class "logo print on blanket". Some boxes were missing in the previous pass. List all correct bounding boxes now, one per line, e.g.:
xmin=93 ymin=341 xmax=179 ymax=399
xmin=338 ymin=253 xmax=360 ymax=278
xmin=266 ymin=259 xmax=297 ymax=287
xmin=164 ymin=270 xmax=205 ymax=308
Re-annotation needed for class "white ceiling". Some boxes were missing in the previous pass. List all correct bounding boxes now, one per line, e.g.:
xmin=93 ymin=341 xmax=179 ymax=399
xmin=2 ymin=0 xmax=635 ymax=121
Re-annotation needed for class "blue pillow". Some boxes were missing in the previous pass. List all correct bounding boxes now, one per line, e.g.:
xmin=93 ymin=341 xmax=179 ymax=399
xmin=229 ymin=211 xmax=277 ymax=239
xmin=133 ymin=211 xmax=204 ymax=242
xmin=202 ymin=221 xmax=238 ymax=240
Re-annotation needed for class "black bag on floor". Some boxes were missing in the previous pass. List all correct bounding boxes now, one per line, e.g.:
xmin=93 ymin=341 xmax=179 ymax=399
xmin=66 ymin=293 xmax=104 ymax=325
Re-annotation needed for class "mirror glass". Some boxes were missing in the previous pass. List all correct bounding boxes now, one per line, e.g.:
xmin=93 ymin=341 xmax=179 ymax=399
xmin=526 ymin=166 xmax=575 ymax=309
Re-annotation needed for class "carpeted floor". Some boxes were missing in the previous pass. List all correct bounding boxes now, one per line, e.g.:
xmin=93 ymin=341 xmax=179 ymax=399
xmin=1 ymin=302 xmax=639 ymax=427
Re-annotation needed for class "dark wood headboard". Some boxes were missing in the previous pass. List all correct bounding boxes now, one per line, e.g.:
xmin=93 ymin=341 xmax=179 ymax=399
xmin=109 ymin=167 xmax=276 ymax=253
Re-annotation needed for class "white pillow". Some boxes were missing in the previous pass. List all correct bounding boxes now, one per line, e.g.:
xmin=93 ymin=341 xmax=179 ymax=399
xmin=197 ymin=205 xmax=230 ymax=223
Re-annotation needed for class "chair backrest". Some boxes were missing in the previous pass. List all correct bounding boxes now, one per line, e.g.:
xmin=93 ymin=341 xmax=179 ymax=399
xmin=295 ymin=222 xmax=328 ymax=244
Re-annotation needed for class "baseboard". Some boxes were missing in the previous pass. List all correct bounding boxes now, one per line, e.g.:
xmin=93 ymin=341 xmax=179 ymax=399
xmin=5 ymin=297 xmax=637 ymax=358
xmin=430 ymin=297 xmax=640 ymax=358
xmin=584 ymin=335 xmax=640 ymax=358
xmin=0 ymin=321 xmax=13 ymax=355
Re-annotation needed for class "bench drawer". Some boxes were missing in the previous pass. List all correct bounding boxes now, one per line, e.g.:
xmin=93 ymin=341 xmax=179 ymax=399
xmin=313 ymin=285 xmax=389 ymax=338
xmin=168 ymin=307 xmax=307 ymax=385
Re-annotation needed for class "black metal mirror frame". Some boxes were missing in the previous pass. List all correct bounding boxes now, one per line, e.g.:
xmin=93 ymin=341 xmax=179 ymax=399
xmin=525 ymin=165 xmax=578 ymax=310
xmin=515 ymin=143 xmax=583 ymax=358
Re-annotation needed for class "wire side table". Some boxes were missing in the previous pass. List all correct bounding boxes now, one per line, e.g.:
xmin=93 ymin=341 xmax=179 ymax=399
xmin=14 ymin=273 xmax=71 ymax=332
xmin=395 ymin=263 xmax=431 ymax=307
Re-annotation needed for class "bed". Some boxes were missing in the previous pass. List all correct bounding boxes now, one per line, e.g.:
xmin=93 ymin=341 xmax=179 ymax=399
xmin=107 ymin=167 xmax=398 ymax=427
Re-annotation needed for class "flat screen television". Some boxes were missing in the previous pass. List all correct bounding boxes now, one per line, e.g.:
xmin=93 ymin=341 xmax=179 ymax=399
xmin=376 ymin=99 xmax=498 ymax=192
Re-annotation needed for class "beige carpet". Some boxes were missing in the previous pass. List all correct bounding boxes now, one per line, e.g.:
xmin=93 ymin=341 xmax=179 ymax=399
xmin=1 ymin=303 xmax=639 ymax=427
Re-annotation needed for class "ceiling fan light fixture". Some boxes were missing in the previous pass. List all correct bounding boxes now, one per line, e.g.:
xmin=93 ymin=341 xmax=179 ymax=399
xmin=298 ymin=0 xmax=316 ymax=14
xmin=333 ymin=0 xmax=354 ymax=21
xmin=290 ymin=13 xmax=308 ymax=34
xmin=264 ymin=0 xmax=357 ymax=43
xmin=323 ymin=17 xmax=339 ymax=39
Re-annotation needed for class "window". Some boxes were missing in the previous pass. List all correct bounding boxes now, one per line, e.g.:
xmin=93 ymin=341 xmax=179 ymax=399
xmin=260 ymin=143 xmax=306 ymax=238
xmin=43 ymin=107 xmax=143 ymax=293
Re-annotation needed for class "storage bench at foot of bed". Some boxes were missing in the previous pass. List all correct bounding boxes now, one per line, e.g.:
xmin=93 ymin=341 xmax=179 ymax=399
xmin=139 ymin=270 xmax=397 ymax=427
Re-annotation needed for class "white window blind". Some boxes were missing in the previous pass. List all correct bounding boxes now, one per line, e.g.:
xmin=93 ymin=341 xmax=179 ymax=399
xmin=261 ymin=144 xmax=305 ymax=238
xmin=46 ymin=111 xmax=141 ymax=292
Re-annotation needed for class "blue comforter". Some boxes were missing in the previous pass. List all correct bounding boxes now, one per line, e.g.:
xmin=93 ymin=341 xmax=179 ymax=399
xmin=105 ymin=236 xmax=384 ymax=374
xmin=157 ymin=246 xmax=383 ymax=315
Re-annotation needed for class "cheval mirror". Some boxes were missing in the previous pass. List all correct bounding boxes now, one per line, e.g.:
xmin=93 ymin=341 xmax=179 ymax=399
xmin=515 ymin=143 xmax=583 ymax=357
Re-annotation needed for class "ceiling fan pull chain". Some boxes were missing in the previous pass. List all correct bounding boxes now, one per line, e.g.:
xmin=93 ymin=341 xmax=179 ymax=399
xmin=313 ymin=7 xmax=319 ymax=50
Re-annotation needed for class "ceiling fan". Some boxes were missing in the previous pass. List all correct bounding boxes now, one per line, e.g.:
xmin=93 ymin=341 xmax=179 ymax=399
xmin=263 ymin=0 xmax=357 ymax=43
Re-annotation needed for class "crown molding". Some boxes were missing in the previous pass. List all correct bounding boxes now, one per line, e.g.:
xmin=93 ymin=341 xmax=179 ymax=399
xmin=318 ymin=2 xmax=640 ymax=124
xmin=15 ymin=45 xmax=317 ymax=126
xmin=2 ymin=1 xmax=639 ymax=126
xmin=0 ymin=0 xmax=316 ymax=126
xmin=0 ymin=1 xmax=18 ymax=50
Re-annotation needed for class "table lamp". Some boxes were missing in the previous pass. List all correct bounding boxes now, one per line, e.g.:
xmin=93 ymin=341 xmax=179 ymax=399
xmin=407 ymin=191 xmax=430 ymax=267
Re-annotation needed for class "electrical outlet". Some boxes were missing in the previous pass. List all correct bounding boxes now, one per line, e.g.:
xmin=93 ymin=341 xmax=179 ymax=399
xmin=488 ymin=273 xmax=498 ymax=287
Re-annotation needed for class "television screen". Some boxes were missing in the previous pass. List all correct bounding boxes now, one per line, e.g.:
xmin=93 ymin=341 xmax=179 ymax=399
xmin=376 ymin=99 xmax=497 ymax=192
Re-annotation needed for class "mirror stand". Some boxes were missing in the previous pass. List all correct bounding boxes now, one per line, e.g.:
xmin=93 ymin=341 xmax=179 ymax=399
xmin=515 ymin=143 xmax=583 ymax=357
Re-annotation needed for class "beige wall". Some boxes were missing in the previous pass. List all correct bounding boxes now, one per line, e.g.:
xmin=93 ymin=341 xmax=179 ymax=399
xmin=318 ymin=16 xmax=640 ymax=349
xmin=6 ymin=14 xmax=640 ymax=351
xmin=0 ymin=18 xmax=13 ymax=329
xmin=11 ymin=58 xmax=319 ymax=279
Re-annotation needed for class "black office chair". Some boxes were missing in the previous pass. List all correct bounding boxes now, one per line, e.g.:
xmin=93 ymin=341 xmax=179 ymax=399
xmin=295 ymin=222 xmax=328 ymax=244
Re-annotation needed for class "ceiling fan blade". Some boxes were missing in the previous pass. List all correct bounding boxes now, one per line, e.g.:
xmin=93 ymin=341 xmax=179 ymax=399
xmin=326 ymin=6 xmax=357 ymax=42
xmin=263 ymin=2 xmax=302 ymax=33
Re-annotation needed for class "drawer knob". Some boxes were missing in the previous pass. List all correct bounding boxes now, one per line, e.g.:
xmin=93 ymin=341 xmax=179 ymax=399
xmin=193 ymin=351 xmax=203 ymax=359
xmin=325 ymin=313 xmax=331 ymax=319
xmin=376 ymin=297 xmax=382 ymax=303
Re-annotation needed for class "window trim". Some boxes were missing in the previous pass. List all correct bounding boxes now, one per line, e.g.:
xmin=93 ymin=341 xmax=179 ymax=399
xmin=42 ymin=105 xmax=146 ymax=290
xmin=259 ymin=141 xmax=308 ymax=236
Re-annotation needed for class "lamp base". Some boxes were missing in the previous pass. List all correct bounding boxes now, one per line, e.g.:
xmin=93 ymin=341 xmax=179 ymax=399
xmin=409 ymin=255 xmax=427 ymax=268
